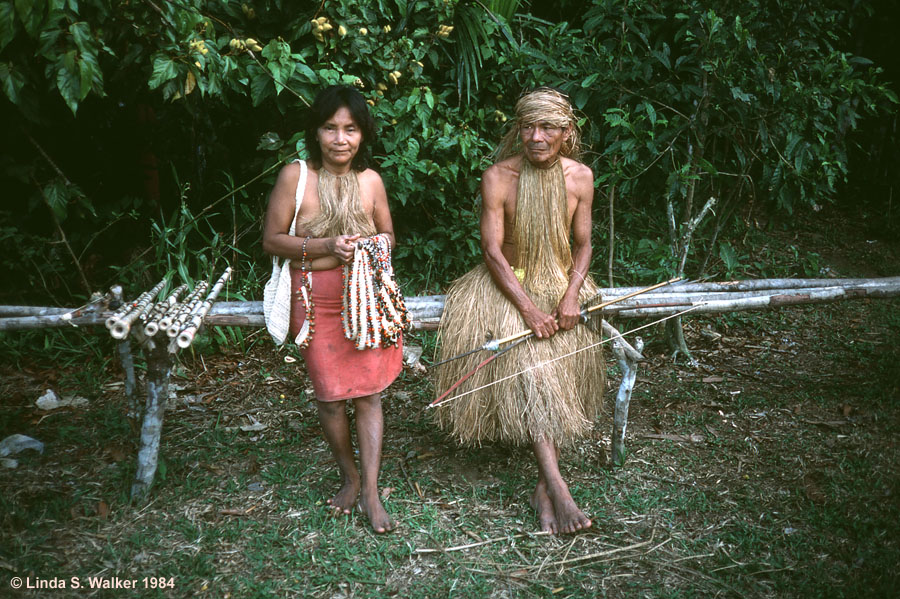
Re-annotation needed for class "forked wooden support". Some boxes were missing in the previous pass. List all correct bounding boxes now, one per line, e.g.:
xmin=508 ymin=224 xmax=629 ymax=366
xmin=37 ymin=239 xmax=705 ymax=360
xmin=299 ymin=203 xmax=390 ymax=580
xmin=599 ymin=319 xmax=645 ymax=466
xmin=131 ymin=336 xmax=174 ymax=501
xmin=610 ymin=335 xmax=644 ymax=466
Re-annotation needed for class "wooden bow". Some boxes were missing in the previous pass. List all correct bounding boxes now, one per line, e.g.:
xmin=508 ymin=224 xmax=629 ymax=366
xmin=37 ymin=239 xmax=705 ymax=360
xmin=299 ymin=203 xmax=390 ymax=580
xmin=431 ymin=276 xmax=683 ymax=369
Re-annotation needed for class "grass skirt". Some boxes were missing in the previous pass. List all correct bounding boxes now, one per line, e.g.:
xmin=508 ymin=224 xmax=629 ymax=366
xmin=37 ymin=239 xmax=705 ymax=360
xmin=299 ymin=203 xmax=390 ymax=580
xmin=433 ymin=264 xmax=605 ymax=447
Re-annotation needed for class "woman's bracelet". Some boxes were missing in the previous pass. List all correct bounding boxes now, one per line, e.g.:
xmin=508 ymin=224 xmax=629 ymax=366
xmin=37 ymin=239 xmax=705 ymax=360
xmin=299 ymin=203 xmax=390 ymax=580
xmin=301 ymin=236 xmax=311 ymax=271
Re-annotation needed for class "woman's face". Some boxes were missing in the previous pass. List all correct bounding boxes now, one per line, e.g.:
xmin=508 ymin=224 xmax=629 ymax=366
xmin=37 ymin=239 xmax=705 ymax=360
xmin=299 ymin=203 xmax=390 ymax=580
xmin=316 ymin=106 xmax=362 ymax=173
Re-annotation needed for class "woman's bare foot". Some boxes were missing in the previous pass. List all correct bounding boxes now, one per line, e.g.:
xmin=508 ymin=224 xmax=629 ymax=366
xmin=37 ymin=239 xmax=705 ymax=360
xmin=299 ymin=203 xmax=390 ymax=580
xmin=358 ymin=491 xmax=396 ymax=534
xmin=326 ymin=478 xmax=360 ymax=515
xmin=530 ymin=480 xmax=558 ymax=534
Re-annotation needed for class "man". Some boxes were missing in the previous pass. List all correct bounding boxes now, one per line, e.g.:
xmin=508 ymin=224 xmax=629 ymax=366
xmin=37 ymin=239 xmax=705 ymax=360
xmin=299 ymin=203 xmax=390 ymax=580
xmin=262 ymin=85 xmax=401 ymax=533
xmin=434 ymin=88 xmax=604 ymax=534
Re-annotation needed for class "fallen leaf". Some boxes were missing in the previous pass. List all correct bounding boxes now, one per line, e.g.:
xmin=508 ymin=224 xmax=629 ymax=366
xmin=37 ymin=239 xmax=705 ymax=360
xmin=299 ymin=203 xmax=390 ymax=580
xmin=97 ymin=500 xmax=109 ymax=519
xmin=703 ymin=376 xmax=724 ymax=383
xmin=381 ymin=487 xmax=394 ymax=499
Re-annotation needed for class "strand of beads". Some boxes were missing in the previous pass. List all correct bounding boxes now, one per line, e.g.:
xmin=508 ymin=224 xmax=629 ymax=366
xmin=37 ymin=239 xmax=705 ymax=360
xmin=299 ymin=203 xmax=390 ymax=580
xmin=341 ymin=234 xmax=409 ymax=349
xmin=295 ymin=236 xmax=315 ymax=348
xmin=367 ymin=234 xmax=409 ymax=344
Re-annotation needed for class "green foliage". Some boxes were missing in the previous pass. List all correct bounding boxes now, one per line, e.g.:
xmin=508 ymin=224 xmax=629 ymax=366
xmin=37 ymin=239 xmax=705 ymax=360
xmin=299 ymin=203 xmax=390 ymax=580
xmin=0 ymin=0 xmax=895 ymax=304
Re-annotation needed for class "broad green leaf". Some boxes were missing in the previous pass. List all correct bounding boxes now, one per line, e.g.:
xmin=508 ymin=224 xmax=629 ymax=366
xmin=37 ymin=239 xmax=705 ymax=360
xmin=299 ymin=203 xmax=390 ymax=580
xmin=0 ymin=2 xmax=16 ymax=51
xmin=43 ymin=179 xmax=68 ymax=222
xmin=56 ymin=50 xmax=80 ymax=113
xmin=14 ymin=0 xmax=44 ymax=37
xmin=718 ymin=242 xmax=739 ymax=274
xmin=0 ymin=61 xmax=25 ymax=103
xmin=294 ymin=60 xmax=317 ymax=83
xmin=250 ymin=70 xmax=272 ymax=106
xmin=69 ymin=20 xmax=90 ymax=50
xmin=148 ymin=55 xmax=178 ymax=90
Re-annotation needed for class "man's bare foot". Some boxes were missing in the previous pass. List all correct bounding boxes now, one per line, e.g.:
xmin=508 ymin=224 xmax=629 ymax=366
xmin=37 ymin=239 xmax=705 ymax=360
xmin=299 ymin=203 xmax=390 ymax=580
xmin=326 ymin=478 xmax=360 ymax=515
xmin=358 ymin=491 xmax=396 ymax=534
xmin=530 ymin=480 xmax=558 ymax=534
xmin=547 ymin=486 xmax=591 ymax=534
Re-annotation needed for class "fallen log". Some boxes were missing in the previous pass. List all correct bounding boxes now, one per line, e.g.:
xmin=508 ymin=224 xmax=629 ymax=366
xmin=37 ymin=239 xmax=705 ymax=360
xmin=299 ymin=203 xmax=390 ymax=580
xmin=3 ymin=276 xmax=899 ymax=331
xmin=601 ymin=275 xmax=900 ymax=295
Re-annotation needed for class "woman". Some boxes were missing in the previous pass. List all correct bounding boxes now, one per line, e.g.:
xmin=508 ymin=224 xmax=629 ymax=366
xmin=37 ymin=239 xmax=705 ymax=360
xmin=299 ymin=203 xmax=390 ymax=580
xmin=262 ymin=85 xmax=402 ymax=534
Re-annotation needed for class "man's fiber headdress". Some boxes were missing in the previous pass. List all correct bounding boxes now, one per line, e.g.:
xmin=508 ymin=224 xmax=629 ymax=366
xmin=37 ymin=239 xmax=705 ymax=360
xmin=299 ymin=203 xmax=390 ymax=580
xmin=496 ymin=88 xmax=582 ymax=161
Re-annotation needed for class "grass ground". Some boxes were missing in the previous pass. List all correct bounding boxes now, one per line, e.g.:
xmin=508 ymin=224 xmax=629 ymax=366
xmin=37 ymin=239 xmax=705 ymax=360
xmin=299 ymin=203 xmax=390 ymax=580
xmin=1 ymin=210 xmax=899 ymax=598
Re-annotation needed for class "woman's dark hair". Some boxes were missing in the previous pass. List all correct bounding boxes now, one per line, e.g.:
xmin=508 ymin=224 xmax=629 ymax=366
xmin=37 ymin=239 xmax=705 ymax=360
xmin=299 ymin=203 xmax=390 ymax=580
xmin=304 ymin=85 xmax=376 ymax=171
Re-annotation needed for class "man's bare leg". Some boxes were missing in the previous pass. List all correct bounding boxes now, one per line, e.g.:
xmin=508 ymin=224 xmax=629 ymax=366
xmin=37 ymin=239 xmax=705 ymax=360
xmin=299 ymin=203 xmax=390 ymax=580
xmin=531 ymin=437 xmax=591 ymax=534
xmin=353 ymin=393 xmax=396 ymax=533
xmin=316 ymin=399 xmax=360 ymax=514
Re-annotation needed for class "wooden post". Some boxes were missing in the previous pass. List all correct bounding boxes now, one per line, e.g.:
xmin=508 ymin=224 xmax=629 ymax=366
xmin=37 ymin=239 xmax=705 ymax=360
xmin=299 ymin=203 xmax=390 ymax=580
xmin=611 ymin=336 xmax=643 ymax=467
xmin=131 ymin=336 xmax=172 ymax=501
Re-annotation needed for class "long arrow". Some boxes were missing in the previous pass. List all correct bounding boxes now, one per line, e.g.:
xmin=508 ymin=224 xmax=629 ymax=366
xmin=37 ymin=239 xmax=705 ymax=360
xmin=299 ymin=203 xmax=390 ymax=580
xmin=429 ymin=303 xmax=704 ymax=408
xmin=431 ymin=276 xmax=683 ymax=368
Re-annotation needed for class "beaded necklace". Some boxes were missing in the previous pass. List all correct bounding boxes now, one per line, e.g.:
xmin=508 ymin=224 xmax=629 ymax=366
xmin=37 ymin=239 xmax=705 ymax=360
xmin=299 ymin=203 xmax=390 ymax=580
xmin=341 ymin=233 xmax=409 ymax=349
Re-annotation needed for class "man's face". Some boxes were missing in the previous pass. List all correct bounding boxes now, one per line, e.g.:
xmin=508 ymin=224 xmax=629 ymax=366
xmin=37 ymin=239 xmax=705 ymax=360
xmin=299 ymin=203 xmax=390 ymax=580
xmin=520 ymin=120 xmax=571 ymax=168
xmin=316 ymin=106 xmax=363 ymax=173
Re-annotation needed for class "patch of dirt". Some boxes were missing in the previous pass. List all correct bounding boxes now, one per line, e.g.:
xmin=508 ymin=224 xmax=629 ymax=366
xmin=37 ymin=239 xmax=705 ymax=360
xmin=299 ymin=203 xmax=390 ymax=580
xmin=1 ymin=206 xmax=898 ymax=597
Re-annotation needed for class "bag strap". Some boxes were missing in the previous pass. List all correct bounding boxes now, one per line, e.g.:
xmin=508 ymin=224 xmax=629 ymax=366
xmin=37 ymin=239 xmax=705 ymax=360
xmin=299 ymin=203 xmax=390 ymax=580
xmin=287 ymin=159 xmax=307 ymax=237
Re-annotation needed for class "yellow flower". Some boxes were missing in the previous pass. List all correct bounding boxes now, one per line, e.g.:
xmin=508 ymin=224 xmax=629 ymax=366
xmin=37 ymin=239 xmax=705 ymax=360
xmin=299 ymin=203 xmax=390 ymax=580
xmin=245 ymin=38 xmax=263 ymax=52
xmin=359 ymin=27 xmax=368 ymax=35
xmin=383 ymin=24 xmax=392 ymax=33
xmin=338 ymin=25 xmax=347 ymax=36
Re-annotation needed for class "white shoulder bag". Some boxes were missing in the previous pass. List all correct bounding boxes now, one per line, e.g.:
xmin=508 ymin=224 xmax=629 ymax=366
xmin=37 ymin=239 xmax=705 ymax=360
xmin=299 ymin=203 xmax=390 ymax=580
xmin=263 ymin=159 xmax=308 ymax=345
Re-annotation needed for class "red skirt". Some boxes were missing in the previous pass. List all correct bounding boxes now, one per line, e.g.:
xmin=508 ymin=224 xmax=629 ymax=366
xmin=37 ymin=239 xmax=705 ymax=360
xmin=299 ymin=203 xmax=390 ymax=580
xmin=290 ymin=267 xmax=402 ymax=401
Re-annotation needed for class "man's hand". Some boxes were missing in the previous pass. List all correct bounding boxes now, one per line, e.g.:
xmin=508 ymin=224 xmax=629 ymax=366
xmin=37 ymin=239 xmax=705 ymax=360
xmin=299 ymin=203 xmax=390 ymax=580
xmin=523 ymin=307 xmax=559 ymax=339
xmin=552 ymin=296 xmax=582 ymax=331
xmin=327 ymin=234 xmax=361 ymax=264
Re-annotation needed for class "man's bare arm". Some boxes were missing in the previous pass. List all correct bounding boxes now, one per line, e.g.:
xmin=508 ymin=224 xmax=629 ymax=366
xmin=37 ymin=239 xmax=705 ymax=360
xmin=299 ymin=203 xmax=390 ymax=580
xmin=554 ymin=162 xmax=594 ymax=330
xmin=481 ymin=164 xmax=559 ymax=339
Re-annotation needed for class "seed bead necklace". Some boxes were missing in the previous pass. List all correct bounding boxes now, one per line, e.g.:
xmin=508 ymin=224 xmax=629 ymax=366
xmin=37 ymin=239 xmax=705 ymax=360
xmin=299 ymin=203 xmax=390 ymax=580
xmin=341 ymin=233 xmax=409 ymax=349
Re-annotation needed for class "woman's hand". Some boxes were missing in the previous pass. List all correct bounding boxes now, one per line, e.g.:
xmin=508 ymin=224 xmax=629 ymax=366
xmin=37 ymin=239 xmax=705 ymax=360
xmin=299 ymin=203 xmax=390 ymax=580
xmin=326 ymin=234 xmax=361 ymax=264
